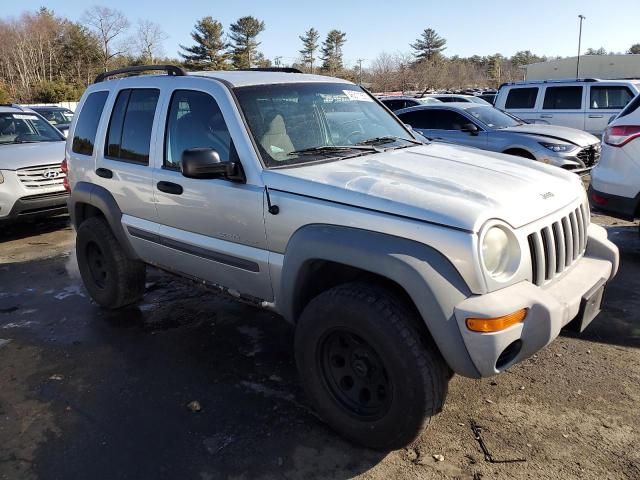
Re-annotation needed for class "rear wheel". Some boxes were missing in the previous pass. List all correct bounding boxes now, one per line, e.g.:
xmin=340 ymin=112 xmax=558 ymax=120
xmin=76 ymin=217 xmax=146 ymax=309
xmin=295 ymin=282 xmax=449 ymax=450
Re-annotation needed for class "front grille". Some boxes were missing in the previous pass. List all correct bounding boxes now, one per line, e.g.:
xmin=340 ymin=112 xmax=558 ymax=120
xmin=527 ymin=203 xmax=589 ymax=286
xmin=16 ymin=163 xmax=65 ymax=189
xmin=576 ymin=144 xmax=601 ymax=167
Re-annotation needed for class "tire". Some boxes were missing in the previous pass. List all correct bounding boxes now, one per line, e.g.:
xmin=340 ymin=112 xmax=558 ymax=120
xmin=76 ymin=216 xmax=146 ymax=309
xmin=294 ymin=282 xmax=449 ymax=450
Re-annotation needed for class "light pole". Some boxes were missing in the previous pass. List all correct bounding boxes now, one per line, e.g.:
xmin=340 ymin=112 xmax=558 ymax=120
xmin=576 ymin=14 xmax=586 ymax=78
xmin=357 ymin=59 xmax=364 ymax=85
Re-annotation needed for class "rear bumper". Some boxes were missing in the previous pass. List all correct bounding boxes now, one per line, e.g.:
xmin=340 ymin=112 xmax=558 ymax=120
xmin=588 ymin=185 xmax=639 ymax=220
xmin=453 ymin=224 xmax=618 ymax=377
xmin=1 ymin=191 xmax=69 ymax=221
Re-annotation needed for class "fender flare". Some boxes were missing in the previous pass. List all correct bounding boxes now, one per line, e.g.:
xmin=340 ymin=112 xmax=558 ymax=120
xmin=280 ymin=224 xmax=480 ymax=378
xmin=68 ymin=181 xmax=139 ymax=259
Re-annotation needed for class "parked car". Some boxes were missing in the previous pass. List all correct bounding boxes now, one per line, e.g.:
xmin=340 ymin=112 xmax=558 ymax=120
xmin=66 ymin=65 xmax=618 ymax=451
xmin=29 ymin=105 xmax=75 ymax=137
xmin=396 ymin=103 xmax=602 ymax=171
xmin=589 ymin=93 xmax=640 ymax=218
xmin=378 ymin=95 xmax=442 ymax=111
xmin=494 ymin=78 xmax=640 ymax=136
xmin=0 ymin=104 xmax=68 ymax=222
xmin=423 ymin=93 xmax=492 ymax=105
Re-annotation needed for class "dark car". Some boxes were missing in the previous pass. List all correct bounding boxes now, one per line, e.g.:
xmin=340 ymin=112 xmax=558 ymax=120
xmin=378 ymin=96 xmax=442 ymax=111
xmin=29 ymin=106 xmax=74 ymax=137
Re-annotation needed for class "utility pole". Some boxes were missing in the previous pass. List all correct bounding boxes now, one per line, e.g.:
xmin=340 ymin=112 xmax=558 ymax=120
xmin=274 ymin=56 xmax=282 ymax=68
xmin=357 ymin=58 xmax=364 ymax=85
xmin=576 ymin=14 xmax=586 ymax=78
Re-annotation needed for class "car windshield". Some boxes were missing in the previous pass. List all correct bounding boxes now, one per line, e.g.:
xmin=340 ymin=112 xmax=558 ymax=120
xmin=37 ymin=109 xmax=73 ymax=125
xmin=234 ymin=82 xmax=417 ymax=167
xmin=465 ymin=106 xmax=522 ymax=129
xmin=0 ymin=112 xmax=65 ymax=144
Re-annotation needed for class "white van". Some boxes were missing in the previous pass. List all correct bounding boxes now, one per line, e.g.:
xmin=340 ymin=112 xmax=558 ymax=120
xmin=495 ymin=79 xmax=640 ymax=136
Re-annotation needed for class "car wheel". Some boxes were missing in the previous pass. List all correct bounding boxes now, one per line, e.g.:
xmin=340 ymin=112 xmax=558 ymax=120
xmin=76 ymin=216 xmax=146 ymax=309
xmin=295 ymin=282 xmax=449 ymax=450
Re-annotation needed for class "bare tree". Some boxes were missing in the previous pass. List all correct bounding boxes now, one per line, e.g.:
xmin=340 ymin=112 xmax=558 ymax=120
xmin=82 ymin=5 xmax=129 ymax=71
xmin=135 ymin=19 xmax=168 ymax=63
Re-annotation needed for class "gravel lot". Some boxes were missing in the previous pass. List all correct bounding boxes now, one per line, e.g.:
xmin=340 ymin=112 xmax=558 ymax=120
xmin=0 ymin=211 xmax=639 ymax=480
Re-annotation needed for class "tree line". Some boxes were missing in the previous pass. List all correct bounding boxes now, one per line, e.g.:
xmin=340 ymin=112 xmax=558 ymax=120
xmin=1 ymin=7 xmax=639 ymax=103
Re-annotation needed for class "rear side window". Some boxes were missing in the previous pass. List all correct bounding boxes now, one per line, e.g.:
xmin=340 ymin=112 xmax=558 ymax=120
xmin=505 ymin=87 xmax=538 ymax=109
xmin=617 ymin=93 xmax=640 ymax=119
xmin=543 ymin=86 xmax=583 ymax=110
xmin=589 ymin=86 xmax=634 ymax=109
xmin=105 ymin=89 xmax=159 ymax=164
xmin=72 ymin=91 xmax=109 ymax=155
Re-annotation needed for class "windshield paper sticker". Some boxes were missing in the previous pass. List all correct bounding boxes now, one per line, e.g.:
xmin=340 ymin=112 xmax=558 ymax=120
xmin=343 ymin=90 xmax=373 ymax=102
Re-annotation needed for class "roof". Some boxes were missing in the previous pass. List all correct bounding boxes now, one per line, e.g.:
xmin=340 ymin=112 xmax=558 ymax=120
xmin=0 ymin=105 xmax=27 ymax=113
xmin=29 ymin=105 xmax=71 ymax=111
xmin=189 ymin=70 xmax=352 ymax=87
xmin=425 ymin=93 xmax=477 ymax=98
xmin=395 ymin=102 xmax=489 ymax=114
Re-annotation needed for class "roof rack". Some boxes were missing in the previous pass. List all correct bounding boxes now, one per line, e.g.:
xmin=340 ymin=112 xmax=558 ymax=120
xmin=94 ymin=64 xmax=187 ymax=84
xmin=0 ymin=103 xmax=25 ymax=111
xmin=498 ymin=78 xmax=600 ymax=89
xmin=236 ymin=67 xmax=303 ymax=73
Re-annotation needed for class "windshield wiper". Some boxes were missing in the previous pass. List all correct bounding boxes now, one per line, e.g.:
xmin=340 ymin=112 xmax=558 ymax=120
xmin=288 ymin=145 xmax=380 ymax=156
xmin=357 ymin=135 xmax=423 ymax=147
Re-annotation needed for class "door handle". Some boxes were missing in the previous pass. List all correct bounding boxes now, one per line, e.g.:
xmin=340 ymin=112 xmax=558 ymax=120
xmin=588 ymin=114 xmax=604 ymax=118
xmin=96 ymin=168 xmax=113 ymax=179
xmin=157 ymin=181 xmax=183 ymax=195
xmin=540 ymin=114 xmax=553 ymax=119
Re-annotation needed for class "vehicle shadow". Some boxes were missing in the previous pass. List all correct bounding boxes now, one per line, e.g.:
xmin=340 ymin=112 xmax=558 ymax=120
xmin=0 ymin=257 xmax=385 ymax=480
xmin=562 ymin=225 xmax=640 ymax=349
xmin=0 ymin=214 xmax=70 ymax=243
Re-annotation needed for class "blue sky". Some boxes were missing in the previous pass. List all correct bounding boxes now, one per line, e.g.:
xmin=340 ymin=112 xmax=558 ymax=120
xmin=10 ymin=0 xmax=639 ymax=67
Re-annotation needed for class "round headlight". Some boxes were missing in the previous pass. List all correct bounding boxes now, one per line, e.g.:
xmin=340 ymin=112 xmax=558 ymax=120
xmin=481 ymin=225 xmax=520 ymax=279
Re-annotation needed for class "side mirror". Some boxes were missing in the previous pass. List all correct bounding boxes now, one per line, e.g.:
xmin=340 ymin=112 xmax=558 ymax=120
xmin=461 ymin=123 xmax=479 ymax=135
xmin=181 ymin=148 xmax=238 ymax=180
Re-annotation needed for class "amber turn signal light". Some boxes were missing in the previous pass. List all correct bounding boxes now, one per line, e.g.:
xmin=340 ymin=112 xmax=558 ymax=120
xmin=466 ymin=308 xmax=527 ymax=333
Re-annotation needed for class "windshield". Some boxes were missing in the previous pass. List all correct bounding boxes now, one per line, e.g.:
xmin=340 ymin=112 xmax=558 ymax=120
xmin=0 ymin=112 xmax=65 ymax=144
xmin=465 ymin=106 xmax=522 ymax=129
xmin=234 ymin=83 xmax=416 ymax=167
xmin=37 ymin=109 xmax=74 ymax=125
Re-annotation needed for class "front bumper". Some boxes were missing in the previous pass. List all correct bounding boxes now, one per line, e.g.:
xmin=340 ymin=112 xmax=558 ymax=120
xmin=454 ymin=224 xmax=618 ymax=377
xmin=1 ymin=191 xmax=69 ymax=221
xmin=537 ymin=143 xmax=601 ymax=171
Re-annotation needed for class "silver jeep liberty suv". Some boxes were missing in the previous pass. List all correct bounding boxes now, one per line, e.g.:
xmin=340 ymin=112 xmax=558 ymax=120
xmin=66 ymin=65 xmax=619 ymax=451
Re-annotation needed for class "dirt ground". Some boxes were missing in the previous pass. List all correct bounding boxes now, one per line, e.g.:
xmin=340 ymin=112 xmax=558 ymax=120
xmin=0 ymin=212 xmax=639 ymax=480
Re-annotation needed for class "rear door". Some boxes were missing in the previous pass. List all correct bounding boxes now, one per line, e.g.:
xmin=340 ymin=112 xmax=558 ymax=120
xmin=585 ymin=84 xmax=636 ymax=135
xmin=539 ymin=85 xmax=585 ymax=130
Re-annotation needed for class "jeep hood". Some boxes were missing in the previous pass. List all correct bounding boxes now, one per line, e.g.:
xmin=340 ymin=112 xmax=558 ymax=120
xmin=263 ymin=143 xmax=584 ymax=232
xmin=501 ymin=124 xmax=599 ymax=147
xmin=0 ymin=141 xmax=66 ymax=170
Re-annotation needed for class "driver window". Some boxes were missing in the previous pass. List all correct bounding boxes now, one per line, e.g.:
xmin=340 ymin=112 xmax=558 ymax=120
xmin=165 ymin=90 xmax=232 ymax=169
xmin=438 ymin=111 xmax=471 ymax=130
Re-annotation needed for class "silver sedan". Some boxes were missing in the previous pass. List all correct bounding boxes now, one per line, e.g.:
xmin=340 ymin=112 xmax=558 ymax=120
xmin=395 ymin=103 xmax=601 ymax=171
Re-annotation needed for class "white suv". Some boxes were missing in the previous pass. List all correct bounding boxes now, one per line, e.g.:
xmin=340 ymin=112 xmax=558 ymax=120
xmin=0 ymin=105 xmax=68 ymax=222
xmin=66 ymin=65 xmax=619 ymax=451
xmin=590 ymin=94 xmax=640 ymax=218
xmin=495 ymin=79 xmax=640 ymax=135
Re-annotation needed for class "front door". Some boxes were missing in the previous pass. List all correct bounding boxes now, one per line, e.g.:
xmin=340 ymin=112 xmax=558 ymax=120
xmin=152 ymin=83 xmax=272 ymax=301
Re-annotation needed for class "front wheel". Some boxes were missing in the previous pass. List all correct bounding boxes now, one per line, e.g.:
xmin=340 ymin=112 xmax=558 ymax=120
xmin=294 ymin=283 xmax=449 ymax=450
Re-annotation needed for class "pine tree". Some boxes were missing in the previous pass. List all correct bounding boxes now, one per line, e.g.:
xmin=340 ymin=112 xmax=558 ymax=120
xmin=299 ymin=28 xmax=320 ymax=73
xmin=179 ymin=17 xmax=229 ymax=70
xmin=321 ymin=30 xmax=347 ymax=75
xmin=228 ymin=16 xmax=265 ymax=69
xmin=410 ymin=28 xmax=447 ymax=62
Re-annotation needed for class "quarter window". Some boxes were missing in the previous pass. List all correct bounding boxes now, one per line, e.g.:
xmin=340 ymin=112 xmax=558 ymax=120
xmin=105 ymin=88 xmax=159 ymax=164
xmin=543 ymin=86 xmax=583 ymax=110
xmin=164 ymin=90 xmax=232 ymax=169
xmin=589 ymin=86 xmax=634 ymax=109
xmin=505 ymin=87 xmax=538 ymax=109
xmin=72 ymin=91 xmax=109 ymax=155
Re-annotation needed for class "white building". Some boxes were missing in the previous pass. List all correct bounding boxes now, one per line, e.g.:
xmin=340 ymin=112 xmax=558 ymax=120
xmin=524 ymin=54 xmax=640 ymax=80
